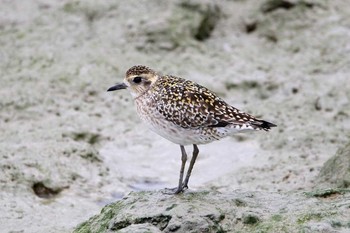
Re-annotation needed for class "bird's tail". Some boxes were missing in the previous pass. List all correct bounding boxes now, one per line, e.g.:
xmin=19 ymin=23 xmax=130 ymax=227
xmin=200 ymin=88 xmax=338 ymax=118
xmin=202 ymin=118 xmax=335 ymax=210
xmin=251 ymin=120 xmax=277 ymax=131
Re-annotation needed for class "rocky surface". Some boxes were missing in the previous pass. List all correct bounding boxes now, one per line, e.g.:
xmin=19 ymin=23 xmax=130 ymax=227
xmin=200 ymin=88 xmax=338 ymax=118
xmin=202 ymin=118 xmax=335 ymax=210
xmin=1 ymin=0 xmax=350 ymax=232
xmin=316 ymin=141 xmax=350 ymax=189
xmin=74 ymin=190 xmax=350 ymax=233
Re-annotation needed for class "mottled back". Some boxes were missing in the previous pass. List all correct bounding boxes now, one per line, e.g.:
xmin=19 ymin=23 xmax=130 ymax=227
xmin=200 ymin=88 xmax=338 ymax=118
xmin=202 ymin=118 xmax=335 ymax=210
xmin=150 ymin=75 xmax=268 ymax=130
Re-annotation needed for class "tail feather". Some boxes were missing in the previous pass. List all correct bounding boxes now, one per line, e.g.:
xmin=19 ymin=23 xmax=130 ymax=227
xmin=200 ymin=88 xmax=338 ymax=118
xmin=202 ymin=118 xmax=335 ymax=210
xmin=251 ymin=120 xmax=277 ymax=131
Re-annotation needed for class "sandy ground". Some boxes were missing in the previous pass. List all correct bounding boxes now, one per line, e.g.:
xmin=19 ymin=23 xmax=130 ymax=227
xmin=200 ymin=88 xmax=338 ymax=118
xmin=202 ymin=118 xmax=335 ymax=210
xmin=1 ymin=0 xmax=350 ymax=232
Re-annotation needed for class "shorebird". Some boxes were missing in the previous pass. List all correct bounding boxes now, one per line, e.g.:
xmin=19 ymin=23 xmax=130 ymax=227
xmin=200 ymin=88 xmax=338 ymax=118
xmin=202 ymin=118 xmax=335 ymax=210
xmin=108 ymin=65 xmax=276 ymax=194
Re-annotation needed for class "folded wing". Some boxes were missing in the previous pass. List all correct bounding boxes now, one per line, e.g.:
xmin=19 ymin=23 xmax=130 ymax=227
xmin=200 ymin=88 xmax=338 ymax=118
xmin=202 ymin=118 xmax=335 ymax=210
xmin=154 ymin=76 xmax=276 ymax=131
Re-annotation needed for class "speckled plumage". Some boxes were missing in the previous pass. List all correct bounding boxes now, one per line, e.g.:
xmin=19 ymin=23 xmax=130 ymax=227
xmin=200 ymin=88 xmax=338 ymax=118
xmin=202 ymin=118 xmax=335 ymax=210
xmin=108 ymin=65 xmax=276 ymax=194
xmin=131 ymin=67 xmax=275 ymax=145
xmin=126 ymin=65 xmax=156 ymax=77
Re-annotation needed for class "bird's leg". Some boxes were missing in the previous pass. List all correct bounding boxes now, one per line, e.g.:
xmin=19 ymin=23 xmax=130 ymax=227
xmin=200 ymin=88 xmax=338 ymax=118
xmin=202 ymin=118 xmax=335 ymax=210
xmin=174 ymin=145 xmax=187 ymax=194
xmin=182 ymin=144 xmax=199 ymax=190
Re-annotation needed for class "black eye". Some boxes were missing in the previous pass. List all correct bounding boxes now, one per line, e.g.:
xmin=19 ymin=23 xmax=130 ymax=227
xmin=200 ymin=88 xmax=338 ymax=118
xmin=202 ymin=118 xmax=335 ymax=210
xmin=133 ymin=76 xmax=142 ymax=83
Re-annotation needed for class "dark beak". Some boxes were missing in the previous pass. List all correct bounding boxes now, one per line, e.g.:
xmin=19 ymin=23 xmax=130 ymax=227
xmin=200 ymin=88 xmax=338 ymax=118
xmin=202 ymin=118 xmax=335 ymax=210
xmin=107 ymin=83 xmax=127 ymax=92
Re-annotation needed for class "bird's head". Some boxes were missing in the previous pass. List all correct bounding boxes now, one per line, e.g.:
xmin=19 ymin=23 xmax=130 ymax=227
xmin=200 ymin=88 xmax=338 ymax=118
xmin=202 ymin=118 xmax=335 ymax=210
xmin=107 ymin=65 xmax=159 ymax=98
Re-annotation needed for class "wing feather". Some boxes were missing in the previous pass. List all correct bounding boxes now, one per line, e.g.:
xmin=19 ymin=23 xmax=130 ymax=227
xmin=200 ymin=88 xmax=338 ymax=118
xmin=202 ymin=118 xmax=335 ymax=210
xmin=152 ymin=76 xmax=262 ymax=129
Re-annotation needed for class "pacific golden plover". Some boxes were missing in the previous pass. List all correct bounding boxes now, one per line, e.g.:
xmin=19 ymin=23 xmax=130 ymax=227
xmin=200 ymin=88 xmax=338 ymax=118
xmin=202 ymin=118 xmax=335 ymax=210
xmin=108 ymin=65 xmax=276 ymax=194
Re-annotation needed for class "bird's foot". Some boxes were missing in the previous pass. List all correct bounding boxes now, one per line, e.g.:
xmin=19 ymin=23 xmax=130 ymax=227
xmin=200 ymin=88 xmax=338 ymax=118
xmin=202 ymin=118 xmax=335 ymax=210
xmin=162 ymin=184 xmax=189 ymax=195
xmin=162 ymin=187 xmax=179 ymax=195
